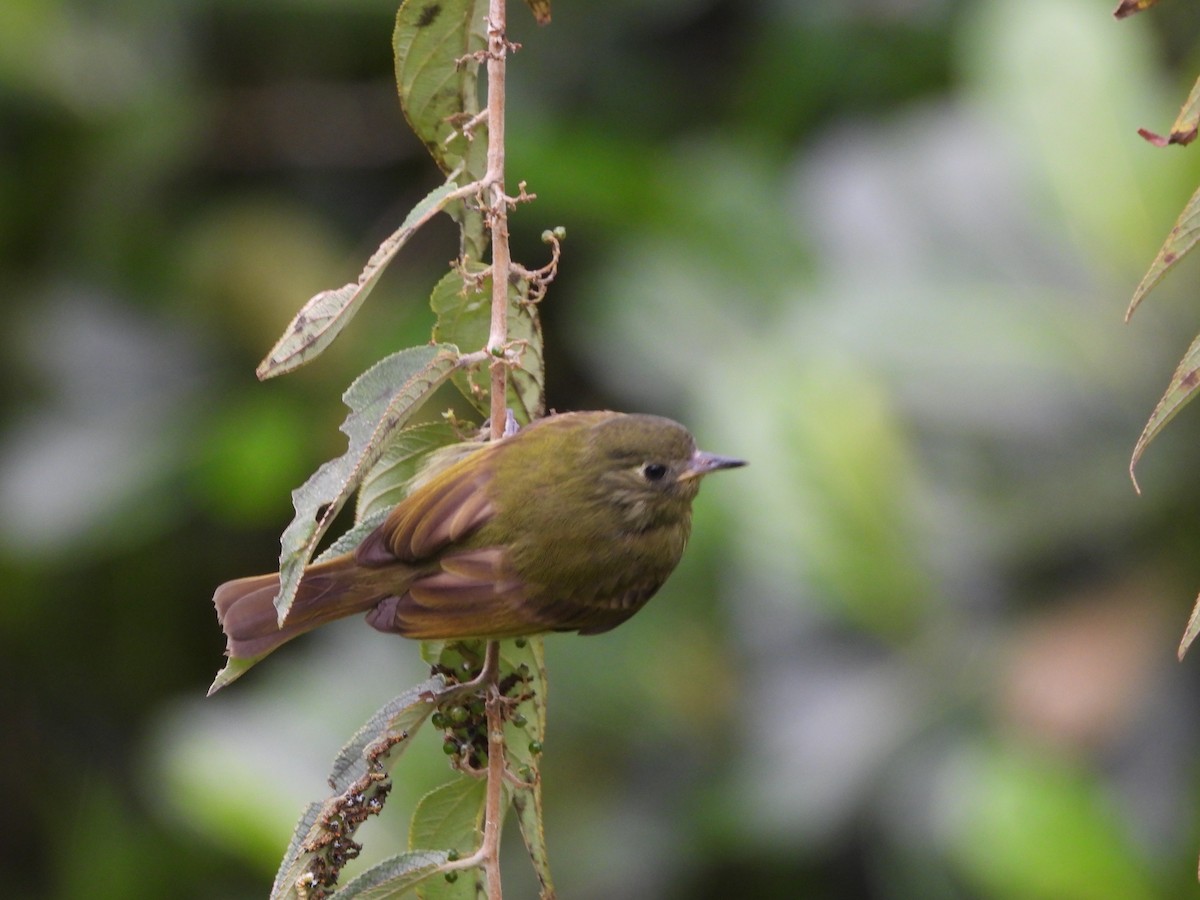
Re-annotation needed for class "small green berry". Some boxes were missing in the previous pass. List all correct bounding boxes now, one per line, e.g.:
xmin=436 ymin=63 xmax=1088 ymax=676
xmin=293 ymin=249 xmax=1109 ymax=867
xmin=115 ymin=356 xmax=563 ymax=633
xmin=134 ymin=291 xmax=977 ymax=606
xmin=528 ymin=740 xmax=543 ymax=755
xmin=449 ymin=705 xmax=469 ymax=725
xmin=442 ymin=739 xmax=459 ymax=756
xmin=445 ymin=871 xmax=459 ymax=884
xmin=431 ymin=712 xmax=448 ymax=729
xmin=514 ymin=637 xmax=528 ymax=648
xmin=447 ymin=849 xmax=460 ymax=862
xmin=511 ymin=713 xmax=527 ymax=728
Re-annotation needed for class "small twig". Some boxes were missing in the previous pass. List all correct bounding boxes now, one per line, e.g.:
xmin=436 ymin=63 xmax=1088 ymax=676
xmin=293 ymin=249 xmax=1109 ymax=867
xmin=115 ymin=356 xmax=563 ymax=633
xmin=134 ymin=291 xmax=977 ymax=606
xmin=511 ymin=228 xmax=564 ymax=304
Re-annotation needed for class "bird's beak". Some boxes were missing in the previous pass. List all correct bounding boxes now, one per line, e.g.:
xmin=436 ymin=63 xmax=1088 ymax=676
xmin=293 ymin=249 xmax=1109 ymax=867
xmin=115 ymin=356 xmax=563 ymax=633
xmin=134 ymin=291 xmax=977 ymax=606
xmin=678 ymin=450 xmax=747 ymax=482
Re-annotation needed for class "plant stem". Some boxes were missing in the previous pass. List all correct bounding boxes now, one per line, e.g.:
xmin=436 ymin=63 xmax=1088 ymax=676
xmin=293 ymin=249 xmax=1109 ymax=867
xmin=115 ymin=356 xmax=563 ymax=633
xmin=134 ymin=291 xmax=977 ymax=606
xmin=483 ymin=1 xmax=509 ymax=897
xmin=485 ymin=0 xmax=510 ymax=442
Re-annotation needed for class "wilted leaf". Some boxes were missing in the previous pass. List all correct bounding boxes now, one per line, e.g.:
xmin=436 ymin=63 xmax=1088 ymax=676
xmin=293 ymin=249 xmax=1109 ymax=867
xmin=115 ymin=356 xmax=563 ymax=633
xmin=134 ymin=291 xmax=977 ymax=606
xmin=1129 ymin=330 xmax=1200 ymax=491
xmin=271 ymin=678 xmax=447 ymax=899
xmin=1126 ymin=183 xmax=1200 ymax=320
xmin=1113 ymin=0 xmax=1161 ymax=19
xmin=431 ymin=266 xmax=545 ymax=424
xmin=1178 ymin=595 xmax=1200 ymax=659
xmin=329 ymin=677 xmax=447 ymax=791
xmin=523 ymin=0 xmax=551 ymax=25
xmin=1135 ymin=74 xmax=1200 ymax=148
xmin=257 ymin=180 xmax=462 ymax=379
xmin=394 ymin=0 xmax=489 ymax=259
xmin=411 ymin=778 xmax=487 ymax=900
xmin=275 ymin=345 xmax=459 ymax=625
xmin=335 ymin=851 xmax=450 ymax=900
xmin=271 ymin=801 xmax=324 ymax=900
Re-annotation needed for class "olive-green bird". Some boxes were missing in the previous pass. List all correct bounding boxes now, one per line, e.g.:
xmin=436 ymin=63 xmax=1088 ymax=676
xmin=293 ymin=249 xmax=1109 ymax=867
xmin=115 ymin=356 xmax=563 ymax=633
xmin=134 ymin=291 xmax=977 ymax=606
xmin=212 ymin=410 xmax=744 ymax=680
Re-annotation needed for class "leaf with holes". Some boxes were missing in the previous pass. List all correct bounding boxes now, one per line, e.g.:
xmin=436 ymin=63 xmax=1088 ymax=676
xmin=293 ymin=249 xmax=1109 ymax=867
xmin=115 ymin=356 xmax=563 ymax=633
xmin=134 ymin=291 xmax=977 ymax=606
xmin=257 ymin=180 xmax=462 ymax=379
xmin=270 ymin=678 xmax=448 ymax=899
xmin=394 ymin=0 xmax=489 ymax=259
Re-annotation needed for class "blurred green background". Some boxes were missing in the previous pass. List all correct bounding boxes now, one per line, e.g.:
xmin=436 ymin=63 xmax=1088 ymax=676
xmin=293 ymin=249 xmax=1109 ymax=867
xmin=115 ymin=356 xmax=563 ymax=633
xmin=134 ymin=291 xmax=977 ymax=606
xmin=7 ymin=0 xmax=1200 ymax=897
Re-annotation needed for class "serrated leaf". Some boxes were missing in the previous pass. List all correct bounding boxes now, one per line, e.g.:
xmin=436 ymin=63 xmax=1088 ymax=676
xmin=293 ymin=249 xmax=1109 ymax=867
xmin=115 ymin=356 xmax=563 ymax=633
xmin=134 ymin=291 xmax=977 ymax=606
xmin=394 ymin=0 xmax=487 ymax=177
xmin=411 ymin=778 xmax=487 ymax=900
xmin=1126 ymin=183 xmax=1200 ymax=321
xmin=257 ymin=180 xmax=462 ymax=379
xmin=314 ymin=507 xmax=392 ymax=566
xmin=271 ymin=679 xmax=448 ymax=900
xmin=275 ymin=345 xmax=459 ymax=626
xmin=431 ymin=266 xmax=545 ymax=424
xmin=1129 ymin=330 xmax=1200 ymax=491
xmin=329 ymin=677 xmax=447 ymax=791
xmin=356 ymin=421 xmax=463 ymax=523
xmin=394 ymin=0 xmax=489 ymax=260
xmin=503 ymin=638 xmax=555 ymax=900
xmin=271 ymin=801 xmax=324 ymax=900
xmin=335 ymin=851 xmax=450 ymax=900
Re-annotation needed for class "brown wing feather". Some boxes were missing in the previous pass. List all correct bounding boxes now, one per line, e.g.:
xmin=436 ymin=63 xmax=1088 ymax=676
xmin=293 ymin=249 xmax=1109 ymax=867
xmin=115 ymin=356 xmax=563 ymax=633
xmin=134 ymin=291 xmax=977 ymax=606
xmin=355 ymin=448 xmax=496 ymax=566
xmin=364 ymin=546 xmax=533 ymax=639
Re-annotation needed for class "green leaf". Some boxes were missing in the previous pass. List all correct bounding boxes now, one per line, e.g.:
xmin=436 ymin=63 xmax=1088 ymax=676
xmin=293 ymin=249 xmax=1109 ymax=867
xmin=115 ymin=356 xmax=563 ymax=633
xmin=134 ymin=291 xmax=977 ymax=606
xmin=257 ymin=180 xmax=462 ymax=379
xmin=416 ymin=639 xmax=555 ymax=897
xmin=1129 ymin=329 xmax=1200 ymax=492
xmin=355 ymin=421 xmax=463 ymax=523
xmin=502 ymin=638 xmax=555 ymax=900
xmin=1125 ymin=182 xmax=1200 ymax=321
xmin=394 ymin=0 xmax=489 ymax=260
xmin=271 ymin=678 xmax=447 ymax=899
xmin=275 ymin=345 xmax=459 ymax=626
xmin=431 ymin=266 xmax=545 ymax=424
xmin=411 ymin=778 xmax=487 ymax=900
xmin=313 ymin=427 xmax=484 ymax=566
xmin=313 ymin=507 xmax=392 ymax=565
xmin=335 ymin=851 xmax=450 ymax=899
xmin=206 ymin=653 xmax=268 ymax=697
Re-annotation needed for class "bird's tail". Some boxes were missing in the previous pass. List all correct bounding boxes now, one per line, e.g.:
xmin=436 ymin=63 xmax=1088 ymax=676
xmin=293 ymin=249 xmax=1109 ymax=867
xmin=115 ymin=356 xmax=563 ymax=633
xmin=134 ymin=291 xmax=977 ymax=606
xmin=213 ymin=555 xmax=387 ymax=662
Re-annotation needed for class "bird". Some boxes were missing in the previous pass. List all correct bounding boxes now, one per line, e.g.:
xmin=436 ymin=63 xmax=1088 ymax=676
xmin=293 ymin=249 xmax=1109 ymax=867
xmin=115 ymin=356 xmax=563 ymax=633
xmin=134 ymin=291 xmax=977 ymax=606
xmin=211 ymin=410 xmax=745 ymax=687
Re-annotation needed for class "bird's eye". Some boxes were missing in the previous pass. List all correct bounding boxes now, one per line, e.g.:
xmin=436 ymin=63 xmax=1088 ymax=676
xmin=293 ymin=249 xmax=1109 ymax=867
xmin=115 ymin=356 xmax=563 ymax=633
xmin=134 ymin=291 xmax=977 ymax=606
xmin=641 ymin=462 xmax=668 ymax=482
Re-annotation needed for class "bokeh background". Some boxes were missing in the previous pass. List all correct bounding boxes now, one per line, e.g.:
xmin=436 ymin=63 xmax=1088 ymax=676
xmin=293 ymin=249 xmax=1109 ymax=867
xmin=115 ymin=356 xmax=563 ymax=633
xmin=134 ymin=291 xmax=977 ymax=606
xmin=7 ymin=0 xmax=1200 ymax=897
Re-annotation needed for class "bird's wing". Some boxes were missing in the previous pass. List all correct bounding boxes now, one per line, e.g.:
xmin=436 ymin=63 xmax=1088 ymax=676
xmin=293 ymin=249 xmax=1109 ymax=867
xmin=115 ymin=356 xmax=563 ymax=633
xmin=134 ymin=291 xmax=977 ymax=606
xmin=363 ymin=546 xmax=535 ymax=639
xmin=354 ymin=447 xmax=497 ymax=566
